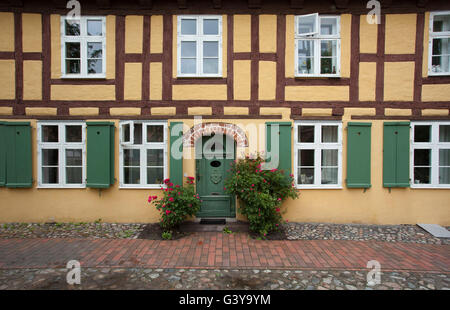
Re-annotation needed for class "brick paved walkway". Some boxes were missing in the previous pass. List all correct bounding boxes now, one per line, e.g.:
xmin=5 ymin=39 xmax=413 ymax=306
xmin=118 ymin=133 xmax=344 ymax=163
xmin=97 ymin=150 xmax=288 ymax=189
xmin=0 ymin=232 xmax=449 ymax=273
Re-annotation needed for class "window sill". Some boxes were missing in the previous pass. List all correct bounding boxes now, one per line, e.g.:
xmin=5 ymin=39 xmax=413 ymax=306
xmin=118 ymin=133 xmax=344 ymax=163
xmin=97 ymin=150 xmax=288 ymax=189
xmin=60 ymin=75 xmax=107 ymax=79
xmin=294 ymin=75 xmax=341 ymax=78
xmin=295 ymin=185 xmax=343 ymax=189
xmin=37 ymin=185 xmax=86 ymax=189
xmin=427 ymin=72 xmax=450 ymax=77
xmin=119 ymin=185 xmax=164 ymax=189
xmin=410 ymin=185 xmax=450 ymax=189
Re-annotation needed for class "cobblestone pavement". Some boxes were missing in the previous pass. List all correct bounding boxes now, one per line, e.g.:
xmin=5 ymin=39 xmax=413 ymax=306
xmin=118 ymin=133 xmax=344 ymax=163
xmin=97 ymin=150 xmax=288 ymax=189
xmin=1 ymin=222 xmax=449 ymax=245
xmin=0 ymin=268 xmax=448 ymax=290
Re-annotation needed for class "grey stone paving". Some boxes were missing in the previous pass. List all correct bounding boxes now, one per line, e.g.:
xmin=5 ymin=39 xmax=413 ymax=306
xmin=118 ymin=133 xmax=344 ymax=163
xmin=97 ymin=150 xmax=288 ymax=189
xmin=0 ymin=268 xmax=448 ymax=290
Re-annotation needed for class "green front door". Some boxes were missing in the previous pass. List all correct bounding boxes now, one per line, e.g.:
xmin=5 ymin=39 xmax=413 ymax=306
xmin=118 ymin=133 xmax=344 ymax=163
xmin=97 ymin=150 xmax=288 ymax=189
xmin=196 ymin=135 xmax=235 ymax=218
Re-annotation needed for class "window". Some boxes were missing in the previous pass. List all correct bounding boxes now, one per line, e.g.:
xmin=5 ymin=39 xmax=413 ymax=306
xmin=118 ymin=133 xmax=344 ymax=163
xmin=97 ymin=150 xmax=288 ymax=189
xmin=60 ymin=16 xmax=106 ymax=78
xmin=119 ymin=121 xmax=168 ymax=188
xmin=411 ymin=121 xmax=450 ymax=188
xmin=295 ymin=14 xmax=340 ymax=77
xmin=37 ymin=122 xmax=86 ymax=188
xmin=177 ymin=15 xmax=222 ymax=77
xmin=294 ymin=121 xmax=342 ymax=188
xmin=429 ymin=12 xmax=450 ymax=75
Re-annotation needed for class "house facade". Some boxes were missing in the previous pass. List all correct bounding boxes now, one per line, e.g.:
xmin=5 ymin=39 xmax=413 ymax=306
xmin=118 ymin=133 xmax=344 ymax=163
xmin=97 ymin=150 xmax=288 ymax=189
xmin=0 ymin=0 xmax=449 ymax=225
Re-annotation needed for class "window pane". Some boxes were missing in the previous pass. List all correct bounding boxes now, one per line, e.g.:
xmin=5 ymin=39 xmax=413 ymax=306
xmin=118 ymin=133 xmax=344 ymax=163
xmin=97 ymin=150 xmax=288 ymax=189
xmin=320 ymin=57 xmax=337 ymax=74
xmin=414 ymin=149 xmax=431 ymax=166
xmin=66 ymin=125 xmax=82 ymax=142
xmin=181 ymin=58 xmax=196 ymax=74
xmin=147 ymin=149 xmax=163 ymax=166
xmin=431 ymin=38 xmax=450 ymax=73
xmin=322 ymin=126 xmax=338 ymax=143
xmin=439 ymin=167 xmax=450 ymax=184
xmin=298 ymin=15 xmax=316 ymax=35
xmin=124 ymin=167 xmax=140 ymax=184
xmin=321 ymin=149 xmax=338 ymax=166
xmin=181 ymin=19 xmax=196 ymax=35
xmin=439 ymin=149 xmax=450 ymax=166
xmin=42 ymin=167 xmax=58 ymax=184
xmin=66 ymin=149 xmax=82 ymax=166
xmin=297 ymin=40 xmax=314 ymax=74
xmin=414 ymin=167 xmax=430 ymax=184
xmin=203 ymin=19 xmax=219 ymax=35
xmin=320 ymin=17 xmax=338 ymax=35
xmin=87 ymin=42 xmax=102 ymax=58
xmin=203 ymin=41 xmax=218 ymax=57
xmin=124 ymin=149 xmax=140 ymax=166
xmin=181 ymin=41 xmax=196 ymax=57
xmin=66 ymin=59 xmax=80 ymax=74
xmin=147 ymin=167 xmax=164 ymax=184
xmin=42 ymin=149 xmax=58 ymax=166
xmin=298 ymin=168 xmax=314 ymax=184
xmin=147 ymin=125 xmax=164 ymax=142
xmin=66 ymin=42 xmax=80 ymax=58
xmin=439 ymin=125 xmax=450 ymax=142
xmin=87 ymin=20 xmax=102 ymax=36
xmin=66 ymin=167 xmax=82 ymax=184
xmin=414 ymin=125 xmax=431 ymax=142
xmin=203 ymin=58 xmax=218 ymax=74
xmin=432 ymin=14 xmax=450 ymax=32
xmin=65 ymin=20 xmax=80 ymax=36
xmin=87 ymin=59 xmax=102 ymax=74
xmin=298 ymin=125 xmax=314 ymax=143
xmin=42 ymin=125 xmax=58 ymax=142
xmin=122 ymin=123 xmax=130 ymax=143
xmin=133 ymin=123 xmax=142 ymax=145
xmin=299 ymin=149 xmax=314 ymax=166
xmin=321 ymin=167 xmax=338 ymax=184
xmin=298 ymin=57 xmax=314 ymax=74
xmin=298 ymin=40 xmax=314 ymax=56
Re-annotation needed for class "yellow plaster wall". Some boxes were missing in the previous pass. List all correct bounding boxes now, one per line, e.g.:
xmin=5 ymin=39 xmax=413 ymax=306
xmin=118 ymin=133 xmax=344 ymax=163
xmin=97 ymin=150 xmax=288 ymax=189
xmin=421 ymin=109 xmax=449 ymax=116
xmin=385 ymin=108 xmax=412 ymax=116
xmin=385 ymin=14 xmax=417 ymax=54
xmin=0 ymin=60 xmax=15 ymax=99
xmin=344 ymin=108 xmax=376 ymax=116
xmin=224 ymin=107 xmax=249 ymax=115
xmin=150 ymin=15 xmax=163 ymax=54
xmin=359 ymin=62 xmax=376 ymax=101
xmin=259 ymin=14 xmax=277 ymax=53
xmin=172 ymin=85 xmax=227 ymax=100
xmin=0 ymin=107 xmax=13 ymax=115
xmin=51 ymin=85 xmax=115 ymax=101
xmin=422 ymin=12 xmax=430 ymax=78
xmin=258 ymin=61 xmax=276 ymax=100
xmin=234 ymin=15 xmax=251 ymax=53
xmin=22 ymin=13 xmax=42 ymax=53
xmin=69 ymin=108 xmax=99 ymax=116
xmin=302 ymin=108 xmax=333 ymax=116
xmin=233 ymin=60 xmax=251 ymax=100
xmin=23 ymin=60 xmax=42 ymax=100
xmin=25 ymin=107 xmax=57 ymax=116
xmin=285 ymin=86 xmax=349 ymax=101
xmin=110 ymin=108 xmax=141 ymax=116
xmin=151 ymin=107 xmax=176 ymax=115
xmin=359 ymin=15 xmax=378 ymax=54
xmin=422 ymin=84 xmax=450 ymax=102
xmin=106 ymin=15 xmax=116 ymax=79
xmin=340 ymin=14 xmax=351 ymax=78
xmin=125 ymin=15 xmax=143 ymax=54
xmin=124 ymin=63 xmax=142 ymax=100
xmin=285 ymin=15 xmax=295 ymax=78
xmin=50 ymin=14 xmax=61 ymax=79
xmin=188 ymin=107 xmax=213 ymax=116
xmin=383 ymin=62 xmax=415 ymax=101
xmin=0 ymin=12 xmax=14 ymax=52
xmin=149 ymin=62 xmax=163 ymax=100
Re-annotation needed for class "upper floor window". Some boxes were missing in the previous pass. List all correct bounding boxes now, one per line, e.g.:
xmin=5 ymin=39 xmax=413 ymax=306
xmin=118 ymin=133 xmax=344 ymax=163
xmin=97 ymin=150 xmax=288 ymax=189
xmin=37 ymin=122 xmax=86 ymax=188
xmin=429 ymin=12 xmax=450 ymax=76
xmin=295 ymin=14 xmax=340 ymax=77
xmin=177 ymin=15 xmax=222 ymax=77
xmin=60 ymin=16 xmax=106 ymax=78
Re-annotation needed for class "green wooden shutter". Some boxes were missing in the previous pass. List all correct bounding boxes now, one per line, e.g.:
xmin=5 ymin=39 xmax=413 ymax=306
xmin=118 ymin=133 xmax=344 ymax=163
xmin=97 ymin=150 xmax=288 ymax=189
xmin=383 ymin=122 xmax=410 ymax=188
xmin=5 ymin=122 xmax=33 ymax=188
xmin=170 ymin=122 xmax=183 ymax=186
xmin=0 ymin=122 xmax=7 ymax=187
xmin=266 ymin=122 xmax=292 ymax=175
xmin=346 ymin=122 xmax=371 ymax=188
xmin=86 ymin=122 xmax=115 ymax=188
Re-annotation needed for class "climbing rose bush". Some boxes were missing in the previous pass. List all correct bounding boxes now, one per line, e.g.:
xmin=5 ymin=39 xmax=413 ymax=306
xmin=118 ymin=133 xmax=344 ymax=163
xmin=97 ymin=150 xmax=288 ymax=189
xmin=148 ymin=177 xmax=201 ymax=231
xmin=224 ymin=154 xmax=299 ymax=237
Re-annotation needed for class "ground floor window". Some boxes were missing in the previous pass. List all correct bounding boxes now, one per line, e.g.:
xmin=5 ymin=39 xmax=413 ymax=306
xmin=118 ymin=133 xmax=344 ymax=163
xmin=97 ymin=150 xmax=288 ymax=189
xmin=37 ymin=122 xmax=86 ymax=188
xmin=411 ymin=121 xmax=450 ymax=188
xmin=119 ymin=121 xmax=168 ymax=188
xmin=294 ymin=121 xmax=342 ymax=189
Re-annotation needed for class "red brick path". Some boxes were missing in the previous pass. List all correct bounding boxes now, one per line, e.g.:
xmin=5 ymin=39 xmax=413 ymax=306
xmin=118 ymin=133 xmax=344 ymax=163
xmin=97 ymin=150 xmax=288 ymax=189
xmin=0 ymin=233 xmax=449 ymax=272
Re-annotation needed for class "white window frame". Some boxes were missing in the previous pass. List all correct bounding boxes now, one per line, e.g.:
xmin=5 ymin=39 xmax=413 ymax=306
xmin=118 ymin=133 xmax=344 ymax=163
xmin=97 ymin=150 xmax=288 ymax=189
xmin=428 ymin=11 xmax=450 ymax=76
xmin=177 ymin=15 xmax=223 ymax=77
xmin=294 ymin=121 xmax=343 ymax=189
xmin=37 ymin=121 xmax=86 ymax=188
xmin=119 ymin=121 xmax=168 ymax=189
xmin=294 ymin=14 xmax=341 ymax=77
xmin=60 ymin=16 xmax=106 ymax=78
xmin=410 ymin=121 xmax=450 ymax=188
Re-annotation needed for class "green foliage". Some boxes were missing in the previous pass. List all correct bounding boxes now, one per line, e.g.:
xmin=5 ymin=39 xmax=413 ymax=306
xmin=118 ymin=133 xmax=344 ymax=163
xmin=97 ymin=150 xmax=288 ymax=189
xmin=224 ymin=154 xmax=299 ymax=237
xmin=148 ymin=176 xmax=201 ymax=231
xmin=223 ymin=227 xmax=232 ymax=234
xmin=161 ymin=231 xmax=173 ymax=240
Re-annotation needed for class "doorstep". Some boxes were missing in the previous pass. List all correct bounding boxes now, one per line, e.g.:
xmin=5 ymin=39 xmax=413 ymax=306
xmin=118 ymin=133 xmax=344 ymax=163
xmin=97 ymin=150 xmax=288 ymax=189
xmin=179 ymin=219 xmax=249 ymax=232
